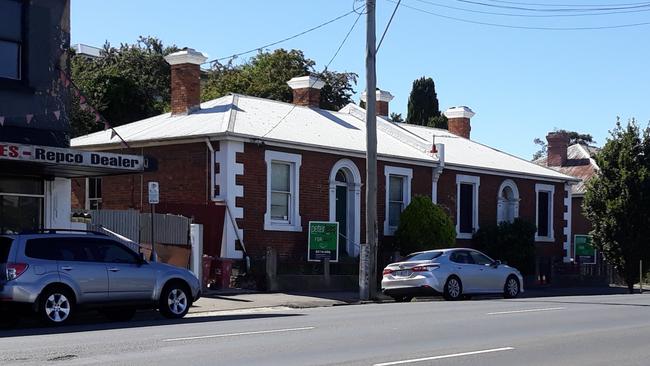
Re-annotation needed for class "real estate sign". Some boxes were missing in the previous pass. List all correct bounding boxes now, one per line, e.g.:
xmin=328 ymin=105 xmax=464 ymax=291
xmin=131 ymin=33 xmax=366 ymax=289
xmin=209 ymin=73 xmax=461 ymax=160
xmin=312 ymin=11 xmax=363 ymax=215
xmin=308 ymin=221 xmax=339 ymax=262
xmin=574 ymin=234 xmax=596 ymax=264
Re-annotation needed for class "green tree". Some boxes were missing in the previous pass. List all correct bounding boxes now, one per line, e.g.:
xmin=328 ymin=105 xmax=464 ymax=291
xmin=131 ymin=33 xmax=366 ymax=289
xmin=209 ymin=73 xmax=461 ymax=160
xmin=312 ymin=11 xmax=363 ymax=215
xmin=70 ymin=36 xmax=179 ymax=137
xmin=406 ymin=77 xmax=444 ymax=127
xmin=473 ymin=219 xmax=537 ymax=275
xmin=583 ymin=119 xmax=650 ymax=293
xmin=394 ymin=196 xmax=456 ymax=254
xmin=532 ymin=129 xmax=596 ymax=160
xmin=202 ymin=49 xmax=357 ymax=110
xmin=427 ymin=115 xmax=448 ymax=130
xmin=390 ymin=112 xmax=404 ymax=123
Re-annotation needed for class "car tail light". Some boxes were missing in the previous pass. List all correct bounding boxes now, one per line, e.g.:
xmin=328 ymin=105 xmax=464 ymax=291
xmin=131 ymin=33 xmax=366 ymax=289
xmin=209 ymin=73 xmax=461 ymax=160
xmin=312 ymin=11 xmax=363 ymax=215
xmin=382 ymin=268 xmax=393 ymax=275
xmin=6 ymin=263 xmax=28 ymax=281
xmin=412 ymin=265 xmax=439 ymax=272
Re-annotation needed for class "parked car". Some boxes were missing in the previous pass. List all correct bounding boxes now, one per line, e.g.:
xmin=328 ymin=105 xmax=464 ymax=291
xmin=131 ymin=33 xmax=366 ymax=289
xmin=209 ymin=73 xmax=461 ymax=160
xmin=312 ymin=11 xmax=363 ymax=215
xmin=381 ymin=248 xmax=523 ymax=302
xmin=0 ymin=230 xmax=201 ymax=325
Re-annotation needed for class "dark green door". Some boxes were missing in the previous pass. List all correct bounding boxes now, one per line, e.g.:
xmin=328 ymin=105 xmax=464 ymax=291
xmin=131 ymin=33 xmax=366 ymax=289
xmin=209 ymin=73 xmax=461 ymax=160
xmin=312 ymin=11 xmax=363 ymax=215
xmin=336 ymin=185 xmax=347 ymax=257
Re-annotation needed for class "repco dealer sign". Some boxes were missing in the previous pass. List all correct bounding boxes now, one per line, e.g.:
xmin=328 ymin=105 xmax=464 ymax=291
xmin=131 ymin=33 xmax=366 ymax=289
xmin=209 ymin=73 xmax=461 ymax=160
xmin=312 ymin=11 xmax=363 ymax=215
xmin=0 ymin=142 xmax=144 ymax=171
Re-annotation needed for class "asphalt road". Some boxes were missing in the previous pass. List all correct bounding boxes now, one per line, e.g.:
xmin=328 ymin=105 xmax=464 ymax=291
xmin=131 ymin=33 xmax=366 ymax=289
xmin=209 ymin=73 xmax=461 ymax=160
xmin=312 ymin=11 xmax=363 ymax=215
xmin=1 ymin=293 xmax=650 ymax=365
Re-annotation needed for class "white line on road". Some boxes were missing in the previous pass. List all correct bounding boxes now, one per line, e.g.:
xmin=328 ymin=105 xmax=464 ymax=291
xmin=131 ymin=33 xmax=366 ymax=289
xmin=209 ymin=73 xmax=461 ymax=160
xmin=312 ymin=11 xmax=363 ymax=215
xmin=162 ymin=326 xmax=315 ymax=342
xmin=373 ymin=347 xmax=515 ymax=366
xmin=487 ymin=307 xmax=566 ymax=315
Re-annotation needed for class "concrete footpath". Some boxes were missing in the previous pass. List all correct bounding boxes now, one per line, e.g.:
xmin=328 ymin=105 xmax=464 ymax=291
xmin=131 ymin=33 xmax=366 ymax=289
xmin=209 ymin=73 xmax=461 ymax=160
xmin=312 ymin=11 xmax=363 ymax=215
xmin=188 ymin=285 xmax=637 ymax=315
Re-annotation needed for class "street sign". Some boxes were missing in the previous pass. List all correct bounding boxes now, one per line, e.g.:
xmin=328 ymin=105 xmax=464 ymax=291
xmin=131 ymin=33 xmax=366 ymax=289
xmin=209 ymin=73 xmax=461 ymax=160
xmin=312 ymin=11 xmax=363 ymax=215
xmin=307 ymin=221 xmax=339 ymax=262
xmin=148 ymin=181 xmax=159 ymax=204
xmin=574 ymin=234 xmax=596 ymax=264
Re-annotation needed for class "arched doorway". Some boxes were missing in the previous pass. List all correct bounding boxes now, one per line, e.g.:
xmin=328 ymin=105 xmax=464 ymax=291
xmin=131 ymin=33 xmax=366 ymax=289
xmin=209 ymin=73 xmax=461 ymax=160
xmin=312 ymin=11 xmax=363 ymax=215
xmin=497 ymin=179 xmax=520 ymax=223
xmin=329 ymin=159 xmax=361 ymax=258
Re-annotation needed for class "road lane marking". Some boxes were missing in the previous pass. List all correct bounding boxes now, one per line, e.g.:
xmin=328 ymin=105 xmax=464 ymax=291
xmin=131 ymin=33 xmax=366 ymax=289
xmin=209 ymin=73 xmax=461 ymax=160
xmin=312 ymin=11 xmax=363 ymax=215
xmin=487 ymin=307 xmax=565 ymax=315
xmin=373 ymin=347 xmax=515 ymax=366
xmin=162 ymin=326 xmax=315 ymax=342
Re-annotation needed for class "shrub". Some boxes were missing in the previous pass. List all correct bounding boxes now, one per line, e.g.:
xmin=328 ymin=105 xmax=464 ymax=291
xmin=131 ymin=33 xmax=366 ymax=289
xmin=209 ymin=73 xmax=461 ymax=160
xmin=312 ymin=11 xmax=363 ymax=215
xmin=473 ymin=219 xmax=536 ymax=275
xmin=394 ymin=196 xmax=456 ymax=254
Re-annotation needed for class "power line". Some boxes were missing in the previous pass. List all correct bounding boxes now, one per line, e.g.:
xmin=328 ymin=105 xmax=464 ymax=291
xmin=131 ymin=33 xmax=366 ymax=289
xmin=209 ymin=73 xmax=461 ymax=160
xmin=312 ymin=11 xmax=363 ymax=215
xmin=377 ymin=0 xmax=402 ymax=52
xmin=414 ymin=0 xmax=650 ymax=17
xmin=483 ymin=0 xmax=650 ymax=7
xmin=455 ymin=0 xmax=650 ymax=12
xmin=204 ymin=8 xmax=362 ymax=65
xmin=260 ymin=8 xmax=365 ymax=139
xmin=391 ymin=0 xmax=650 ymax=29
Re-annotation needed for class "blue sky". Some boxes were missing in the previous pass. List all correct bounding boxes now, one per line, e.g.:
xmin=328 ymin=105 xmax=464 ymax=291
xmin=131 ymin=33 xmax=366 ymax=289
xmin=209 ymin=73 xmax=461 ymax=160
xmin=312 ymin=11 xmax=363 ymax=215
xmin=71 ymin=0 xmax=650 ymax=159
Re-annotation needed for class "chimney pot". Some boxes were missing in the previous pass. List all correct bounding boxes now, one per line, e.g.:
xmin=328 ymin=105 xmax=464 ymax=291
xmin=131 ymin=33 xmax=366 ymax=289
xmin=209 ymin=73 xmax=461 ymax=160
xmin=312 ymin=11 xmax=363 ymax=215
xmin=287 ymin=75 xmax=325 ymax=107
xmin=361 ymin=89 xmax=394 ymax=118
xmin=164 ymin=48 xmax=207 ymax=115
xmin=444 ymin=106 xmax=475 ymax=139
xmin=546 ymin=132 xmax=570 ymax=166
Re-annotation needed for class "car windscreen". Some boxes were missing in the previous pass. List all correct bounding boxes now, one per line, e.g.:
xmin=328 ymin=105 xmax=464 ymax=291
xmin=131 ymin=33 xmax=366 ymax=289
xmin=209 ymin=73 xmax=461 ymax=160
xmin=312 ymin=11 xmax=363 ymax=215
xmin=402 ymin=251 xmax=443 ymax=262
xmin=0 ymin=236 xmax=13 ymax=263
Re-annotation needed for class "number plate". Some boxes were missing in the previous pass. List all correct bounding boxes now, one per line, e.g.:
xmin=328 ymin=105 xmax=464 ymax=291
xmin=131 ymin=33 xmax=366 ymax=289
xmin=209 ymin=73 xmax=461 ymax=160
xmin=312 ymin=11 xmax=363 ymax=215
xmin=395 ymin=270 xmax=412 ymax=277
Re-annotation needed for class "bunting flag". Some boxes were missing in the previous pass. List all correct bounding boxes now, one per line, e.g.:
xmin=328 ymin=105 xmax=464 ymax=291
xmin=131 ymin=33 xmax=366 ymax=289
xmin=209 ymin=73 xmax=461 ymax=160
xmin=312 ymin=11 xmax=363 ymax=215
xmin=79 ymin=95 xmax=86 ymax=104
xmin=0 ymin=116 xmax=4 ymax=126
xmin=53 ymin=110 xmax=61 ymax=120
xmin=94 ymin=111 xmax=101 ymax=122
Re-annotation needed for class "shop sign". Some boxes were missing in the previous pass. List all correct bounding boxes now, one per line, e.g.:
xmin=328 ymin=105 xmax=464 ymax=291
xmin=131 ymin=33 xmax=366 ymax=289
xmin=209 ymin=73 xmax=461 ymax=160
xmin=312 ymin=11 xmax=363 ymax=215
xmin=307 ymin=221 xmax=339 ymax=262
xmin=574 ymin=234 xmax=596 ymax=264
xmin=0 ymin=141 xmax=144 ymax=171
xmin=148 ymin=181 xmax=159 ymax=204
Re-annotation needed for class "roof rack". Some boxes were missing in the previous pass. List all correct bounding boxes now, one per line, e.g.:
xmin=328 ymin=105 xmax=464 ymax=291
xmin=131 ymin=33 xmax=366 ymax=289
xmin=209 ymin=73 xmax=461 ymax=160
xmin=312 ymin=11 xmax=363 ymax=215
xmin=19 ymin=229 xmax=109 ymax=236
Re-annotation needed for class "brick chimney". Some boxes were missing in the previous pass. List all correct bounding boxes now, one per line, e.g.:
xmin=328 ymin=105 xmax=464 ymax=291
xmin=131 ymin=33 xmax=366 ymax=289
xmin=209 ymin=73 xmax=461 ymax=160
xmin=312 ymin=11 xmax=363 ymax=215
xmin=444 ymin=106 xmax=475 ymax=139
xmin=164 ymin=48 xmax=207 ymax=115
xmin=546 ymin=132 xmax=570 ymax=166
xmin=361 ymin=89 xmax=394 ymax=118
xmin=287 ymin=75 xmax=325 ymax=107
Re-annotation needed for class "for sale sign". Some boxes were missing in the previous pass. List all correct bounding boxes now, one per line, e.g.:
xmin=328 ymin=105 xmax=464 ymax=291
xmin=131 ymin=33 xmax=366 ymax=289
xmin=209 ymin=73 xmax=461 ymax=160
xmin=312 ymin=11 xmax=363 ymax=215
xmin=307 ymin=221 xmax=339 ymax=262
xmin=574 ymin=235 xmax=596 ymax=264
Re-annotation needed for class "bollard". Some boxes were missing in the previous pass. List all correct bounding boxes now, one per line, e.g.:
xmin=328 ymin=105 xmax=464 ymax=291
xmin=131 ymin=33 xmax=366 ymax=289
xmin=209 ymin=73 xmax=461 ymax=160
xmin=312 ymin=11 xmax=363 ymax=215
xmin=323 ymin=257 xmax=331 ymax=288
xmin=640 ymin=260 xmax=643 ymax=294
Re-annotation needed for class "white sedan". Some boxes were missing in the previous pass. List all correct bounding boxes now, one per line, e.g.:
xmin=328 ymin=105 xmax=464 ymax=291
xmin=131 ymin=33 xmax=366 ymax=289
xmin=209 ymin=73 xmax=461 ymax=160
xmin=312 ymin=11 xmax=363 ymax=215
xmin=381 ymin=248 xmax=524 ymax=302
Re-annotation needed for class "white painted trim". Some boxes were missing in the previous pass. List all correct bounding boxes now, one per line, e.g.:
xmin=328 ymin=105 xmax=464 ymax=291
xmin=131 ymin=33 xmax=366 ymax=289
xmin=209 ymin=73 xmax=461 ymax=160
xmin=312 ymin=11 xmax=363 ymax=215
xmin=535 ymin=183 xmax=555 ymax=242
xmin=563 ymin=184 xmax=572 ymax=262
xmin=264 ymin=150 xmax=302 ymax=232
xmin=384 ymin=166 xmax=413 ymax=236
xmin=456 ymin=174 xmax=480 ymax=239
xmin=443 ymin=106 xmax=475 ymax=119
xmin=329 ymin=159 xmax=362 ymax=256
xmin=497 ymin=179 xmax=520 ymax=223
xmin=218 ymin=141 xmax=244 ymax=259
xmin=287 ymin=75 xmax=325 ymax=90
xmin=444 ymin=163 xmax=578 ymax=183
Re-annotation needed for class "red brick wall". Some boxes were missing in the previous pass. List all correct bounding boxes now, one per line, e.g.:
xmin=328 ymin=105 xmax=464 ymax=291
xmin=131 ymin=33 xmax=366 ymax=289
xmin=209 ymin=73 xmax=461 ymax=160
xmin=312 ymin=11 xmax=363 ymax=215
xmin=448 ymin=117 xmax=471 ymax=139
xmin=71 ymin=178 xmax=85 ymax=209
xmin=170 ymin=63 xmax=201 ymax=115
xmin=571 ymin=196 xmax=591 ymax=236
xmin=291 ymin=88 xmax=321 ymax=107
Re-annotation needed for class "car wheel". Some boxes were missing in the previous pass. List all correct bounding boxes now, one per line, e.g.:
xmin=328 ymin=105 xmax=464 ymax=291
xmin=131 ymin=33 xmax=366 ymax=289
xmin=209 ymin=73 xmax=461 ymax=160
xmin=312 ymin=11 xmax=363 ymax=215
xmin=504 ymin=276 xmax=520 ymax=299
xmin=102 ymin=307 xmax=137 ymax=322
xmin=39 ymin=286 xmax=75 ymax=326
xmin=159 ymin=282 xmax=191 ymax=319
xmin=392 ymin=296 xmax=413 ymax=303
xmin=443 ymin=276 xmax=463 ymax=301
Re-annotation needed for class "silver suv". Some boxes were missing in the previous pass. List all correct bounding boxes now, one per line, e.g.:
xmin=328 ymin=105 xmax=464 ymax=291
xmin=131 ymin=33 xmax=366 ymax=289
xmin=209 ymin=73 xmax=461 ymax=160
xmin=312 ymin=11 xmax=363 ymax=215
xmin=0 ymin=230 xmax=201 ymax=325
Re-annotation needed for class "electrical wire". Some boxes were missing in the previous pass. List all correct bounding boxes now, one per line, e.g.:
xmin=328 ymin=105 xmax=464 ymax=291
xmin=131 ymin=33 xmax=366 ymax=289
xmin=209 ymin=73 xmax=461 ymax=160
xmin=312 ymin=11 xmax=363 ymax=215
xmin=377 ymin=0 xmax=402 ymax=52
xmin=260 ymin=7 xmax=365 ymax=139
xmin=204 ymin=7 xmax=363 ymax=65
xmin=390 ymin=0 xmax=650 ymax=29
xmin=413 ymin=0 xmax=650 ymax=17
xmin=455 ymin=0 xmax=650 ymax=12
xmin=482 ymin=0 xmax=650 ymax=7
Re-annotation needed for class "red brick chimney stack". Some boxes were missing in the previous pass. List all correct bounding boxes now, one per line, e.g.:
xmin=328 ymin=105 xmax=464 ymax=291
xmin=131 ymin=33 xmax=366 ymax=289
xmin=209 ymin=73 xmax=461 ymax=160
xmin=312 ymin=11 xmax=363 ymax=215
xmin=287 ymin=75 xmax=325 ymax=108
xmin=444 ymin=106 xmax=475 ymax=139
xmin=164 ymin=48 xmax=208 ymax=115
xmin=361 ymin=89 xmax=394 ymax=118
xmin=546 ymin=132 xmax=570 ymax=167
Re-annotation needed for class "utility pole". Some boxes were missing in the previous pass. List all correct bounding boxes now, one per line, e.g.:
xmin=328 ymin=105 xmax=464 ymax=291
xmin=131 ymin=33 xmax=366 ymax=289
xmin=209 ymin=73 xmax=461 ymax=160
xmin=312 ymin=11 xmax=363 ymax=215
xmin=360 ymin=0 xmax=378 ymax=301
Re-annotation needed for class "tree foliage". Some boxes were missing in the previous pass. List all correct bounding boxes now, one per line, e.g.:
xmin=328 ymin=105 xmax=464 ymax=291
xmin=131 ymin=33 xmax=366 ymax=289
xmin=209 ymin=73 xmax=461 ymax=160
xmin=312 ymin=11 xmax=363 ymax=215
xmin=70 ymin=36 xmax=179 ymax=137
xmin=394 ymin=196 xmax=456 ymax=254
xmin=583 ymin=119 xmax=650 ymax=293
xmin=202 ymin=49 xmax=357 ymax=110
xmin=532 ymin=129 xmax=596 ymax=160
xmin=390 ymin=112 xmax=404 ymax=123
xmin=406 ymin=77 xmax=444 ymax=127
xmin=473 ymin=219 xmax=537 ymax=275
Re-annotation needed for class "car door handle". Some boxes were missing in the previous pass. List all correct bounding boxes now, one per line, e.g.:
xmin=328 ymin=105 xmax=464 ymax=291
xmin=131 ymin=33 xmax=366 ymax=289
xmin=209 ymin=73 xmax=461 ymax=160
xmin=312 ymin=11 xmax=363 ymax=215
xmin=108 ymin=268 xmax=120 ymax=272
xmin=60 ymin=266 xmax=73 ymax=271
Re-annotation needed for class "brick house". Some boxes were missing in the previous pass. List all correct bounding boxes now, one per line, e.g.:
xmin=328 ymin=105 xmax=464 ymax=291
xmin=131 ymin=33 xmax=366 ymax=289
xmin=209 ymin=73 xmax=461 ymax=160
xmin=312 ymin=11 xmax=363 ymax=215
xmin=71 ymin=48 xmax=578 ymax=281
xmin=534 ymin=132 xmax=600 ymax=260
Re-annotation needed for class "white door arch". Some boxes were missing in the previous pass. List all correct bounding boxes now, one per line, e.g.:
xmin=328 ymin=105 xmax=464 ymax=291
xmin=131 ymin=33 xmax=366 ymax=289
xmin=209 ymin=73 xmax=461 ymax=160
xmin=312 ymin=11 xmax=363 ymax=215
xmin=328 ymin=159 xmax=361 ymax=257
xmin=497 ymin=179 xmax=520 ymax=223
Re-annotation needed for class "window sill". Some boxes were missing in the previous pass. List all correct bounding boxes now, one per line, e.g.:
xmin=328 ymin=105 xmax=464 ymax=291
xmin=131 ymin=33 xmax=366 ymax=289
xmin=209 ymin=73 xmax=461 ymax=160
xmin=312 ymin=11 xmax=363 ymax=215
xmin=264 ymin=223 xmax=303 ymax=232
xmin=456 ymin=232 xmax=473 ymax=240
xmin=0 ymin=78 xmax=34 ymax=94
xmin=383 ymin=227 xmax=397 ymax=236
xmin=535 ymin=236 xmax=555 ymax=243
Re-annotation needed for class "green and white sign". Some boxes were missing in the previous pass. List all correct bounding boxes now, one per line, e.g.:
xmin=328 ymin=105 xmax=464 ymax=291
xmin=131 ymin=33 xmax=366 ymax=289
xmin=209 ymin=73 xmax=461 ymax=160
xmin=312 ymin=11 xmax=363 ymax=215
xmin=308 ymin=221 xmax=339 ymax=262
xmin=574 ymin=235 xmax=596 ymax=264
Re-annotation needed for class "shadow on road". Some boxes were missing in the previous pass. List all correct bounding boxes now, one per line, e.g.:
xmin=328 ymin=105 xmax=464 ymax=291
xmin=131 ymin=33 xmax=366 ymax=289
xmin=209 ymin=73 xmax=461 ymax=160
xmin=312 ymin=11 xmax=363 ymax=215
xmin=0 ymin=312 xmax=303 ymax=338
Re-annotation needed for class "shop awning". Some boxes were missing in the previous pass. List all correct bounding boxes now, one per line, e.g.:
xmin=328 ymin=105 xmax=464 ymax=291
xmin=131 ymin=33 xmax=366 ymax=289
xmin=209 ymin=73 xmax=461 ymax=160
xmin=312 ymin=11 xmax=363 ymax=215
xmin=0 ymin=141 xmax=151 ymax=178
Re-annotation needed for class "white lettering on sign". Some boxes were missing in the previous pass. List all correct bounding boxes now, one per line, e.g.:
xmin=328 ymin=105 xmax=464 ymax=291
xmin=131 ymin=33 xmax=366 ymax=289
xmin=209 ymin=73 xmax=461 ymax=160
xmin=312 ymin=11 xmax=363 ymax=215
xmin=0 ymin=142 xmax=144 ymax=171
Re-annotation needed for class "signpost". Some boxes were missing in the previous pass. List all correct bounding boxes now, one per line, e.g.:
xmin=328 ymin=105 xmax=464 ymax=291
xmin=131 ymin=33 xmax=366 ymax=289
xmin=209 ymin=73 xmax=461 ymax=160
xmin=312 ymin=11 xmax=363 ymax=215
xmin=307 ymin=221 xmax=339 ymax=263
xmin=574 ymin=234 xmax=596 ymax=264
xmin=148 ymin=181 xmax=159 ymax=261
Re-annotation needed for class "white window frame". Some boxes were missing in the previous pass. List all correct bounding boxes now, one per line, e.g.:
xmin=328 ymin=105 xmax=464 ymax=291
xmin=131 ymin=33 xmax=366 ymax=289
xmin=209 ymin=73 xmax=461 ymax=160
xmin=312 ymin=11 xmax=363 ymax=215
xmin=384 ymin=166 xmax=413 ymax=236
xmin=85 ymin=177 xmax=102 ymax=210
xmin=497 ymin=179 xmax=520 ymax=224
xmin=535 ymin=183 xmax=555 ymax=242
xmin=264 ymin=151 xmax=302 ymax=232
xmin=456 ymin=174 xmax=480 ymax=239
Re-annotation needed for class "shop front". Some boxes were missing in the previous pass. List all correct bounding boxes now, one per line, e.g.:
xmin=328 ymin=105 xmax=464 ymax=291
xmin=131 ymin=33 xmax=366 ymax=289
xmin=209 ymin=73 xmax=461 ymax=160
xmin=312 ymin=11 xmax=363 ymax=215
xmin=0 ymin=141 xmax=147 ymax=234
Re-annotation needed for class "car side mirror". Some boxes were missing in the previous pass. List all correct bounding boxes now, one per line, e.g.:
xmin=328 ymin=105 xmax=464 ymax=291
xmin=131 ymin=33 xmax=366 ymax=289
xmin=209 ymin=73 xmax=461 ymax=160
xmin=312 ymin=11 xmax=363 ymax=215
xmin=492 ymin=260 xmax=502 ymax=267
